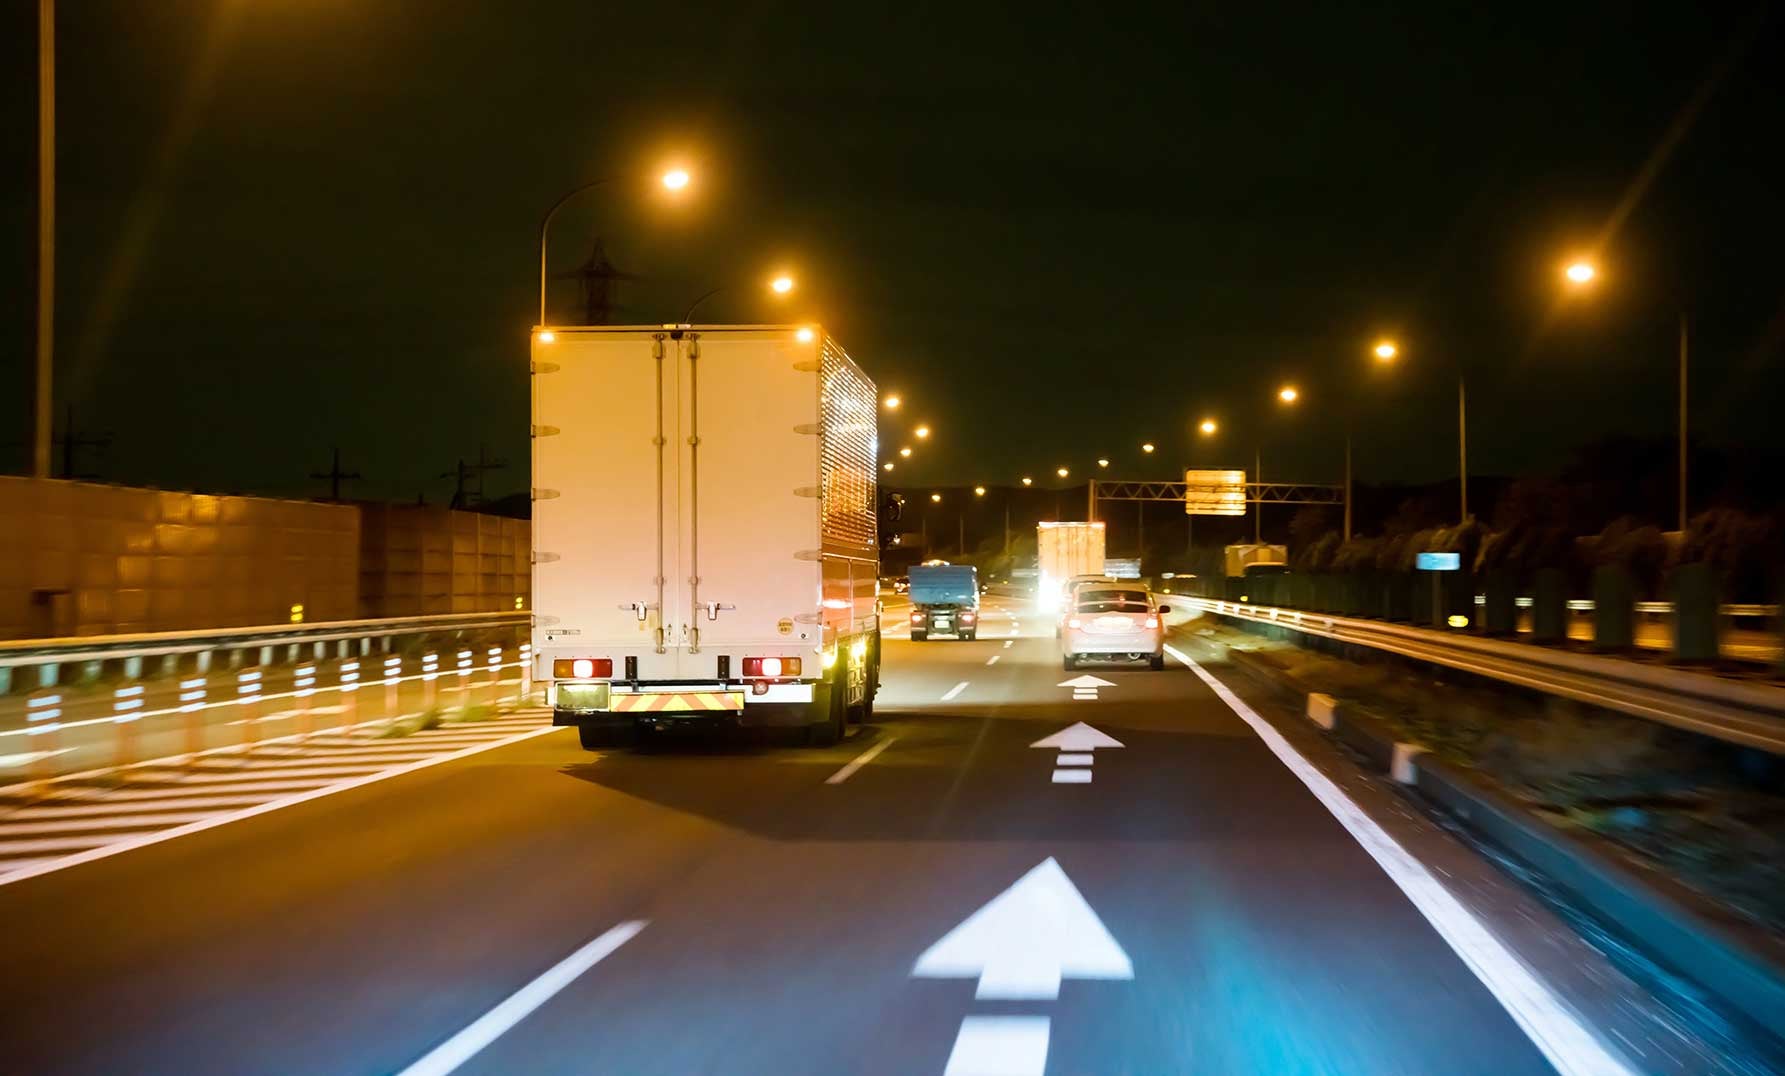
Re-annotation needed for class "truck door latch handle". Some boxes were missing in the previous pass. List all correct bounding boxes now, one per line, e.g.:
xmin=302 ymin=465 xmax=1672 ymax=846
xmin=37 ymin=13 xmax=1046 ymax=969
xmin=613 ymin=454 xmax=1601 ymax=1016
xmin=702 ymin=602 xmax=735 ymax=621
xmin=620 ymin=601 xmax=657 ymax=622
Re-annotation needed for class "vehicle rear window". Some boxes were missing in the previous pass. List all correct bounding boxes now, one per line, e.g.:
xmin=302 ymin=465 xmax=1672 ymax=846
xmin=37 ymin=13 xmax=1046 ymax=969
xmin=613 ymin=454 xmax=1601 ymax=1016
xmin=1076 ymin=590 xmax=1150 ymax=612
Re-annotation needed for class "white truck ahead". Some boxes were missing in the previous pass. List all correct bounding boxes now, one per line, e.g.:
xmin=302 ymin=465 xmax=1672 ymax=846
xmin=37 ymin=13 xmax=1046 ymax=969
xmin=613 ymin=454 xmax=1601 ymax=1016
xmin=531 ymin=325 xmax=882 ymax=748
xmin=1036 ymin=520 xmax=1107 ymax=613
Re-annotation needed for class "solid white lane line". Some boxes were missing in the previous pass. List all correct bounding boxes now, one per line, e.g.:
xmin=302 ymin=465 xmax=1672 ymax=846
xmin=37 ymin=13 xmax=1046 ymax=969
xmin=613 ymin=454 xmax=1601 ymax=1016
xmin=1051 ymin=770 xmax=1092 ymax=784
xmin=396 ymin=920 xmax=647 ymax=1076
xmin=825 ymin=736 xmax=899 ymax=785
xmin=1055 ymin=753 xmax=1093 ymax=766
xmin=943 ymin=1015 xmax=1050 ymax=1076
xmin=0 ymin=724 xmax=561 ymax=889
xmin=1165 ymin=644 xmax=1634 ymax=1076
xmin=985 ymin=655 xmax=1000 ymax=666
xmin=941 ymin=681 xmax=970 ymax=702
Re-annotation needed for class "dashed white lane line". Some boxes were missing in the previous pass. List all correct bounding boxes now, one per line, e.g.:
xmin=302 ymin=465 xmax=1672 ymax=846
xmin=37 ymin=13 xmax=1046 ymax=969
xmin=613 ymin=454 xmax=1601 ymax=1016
xmin=943 ymin=1015 xmax=1051 ymax=1076
xmin=396 ymin=919 xmax=648 ymax=1076
xmin=1003 ymin=641 xmax=1014 ymax=649
xmin=825 ymin=736 xmax=900 ymax=785
xmin=985 ymin=655 xmax=1000 ymax=666
xmin=1165 ymin=643 xmax=1634 ymax=1076
xmin=941 ymin=681 xmax=970 ymax=702
xmin=1051 ymin=770 xmax=1092 ymax=784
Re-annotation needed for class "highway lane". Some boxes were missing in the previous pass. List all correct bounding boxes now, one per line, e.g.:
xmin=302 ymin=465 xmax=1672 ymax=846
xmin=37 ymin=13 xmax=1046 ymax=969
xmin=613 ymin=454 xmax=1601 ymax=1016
xmin=0 ymin=599 xmax=1660 ymax=1074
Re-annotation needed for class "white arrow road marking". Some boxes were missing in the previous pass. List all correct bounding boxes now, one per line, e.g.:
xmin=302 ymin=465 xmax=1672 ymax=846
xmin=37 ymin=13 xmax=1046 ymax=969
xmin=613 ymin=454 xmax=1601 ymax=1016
xmin=1030 ymin=723 xmax=1124 ymax=750
xmin=941 ymin=681 xmax=970 ymax=702
xmin=1071 ymin=690 xmax=1097 ymax=701
xmin=913 ymin=857 xmax=1132 ymax=999
xmin=397 ymin=919 xmax=646 ymax=1076
xmin=1056 ymin=674 xmax=1116 ymax=689
xmin=1055 ymin=753 xmax=1093 ymax=766
xmin=1051 ymin=770 xmax=1092 ymax=784
xmin=943 ymin=1015 xmax=1051 ymax=1076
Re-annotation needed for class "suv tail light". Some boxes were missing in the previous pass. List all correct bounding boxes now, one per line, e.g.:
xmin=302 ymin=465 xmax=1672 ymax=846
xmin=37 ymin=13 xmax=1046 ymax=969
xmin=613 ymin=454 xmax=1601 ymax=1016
xmin=742 ymin=656 xmax=801 ymax=678
xmin=1067 ymin=617 xmax=1082 ymax=629
xmin=1145 ymin=616 xmax=1160 ymax=629
xmin=553 ymin=658 xmax=613 ymax=679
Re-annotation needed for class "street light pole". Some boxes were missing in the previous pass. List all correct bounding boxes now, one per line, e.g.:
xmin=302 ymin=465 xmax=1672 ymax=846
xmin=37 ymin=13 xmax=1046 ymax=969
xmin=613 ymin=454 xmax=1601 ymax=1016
xmin=1254 ymin=446 xmax=1262 ymax=544
xmin=33 ymin=0 xmax=55 ymax=480
xmin=1457 ymin=375 xmax=1468 ymax=524
xmin=1678 ymin=312 xmax=1689 ymax=534
xmin=1343 ymin=431 xmax=1352 ymax=540
xmin=537 ymin=177 xmax=617 ymax=327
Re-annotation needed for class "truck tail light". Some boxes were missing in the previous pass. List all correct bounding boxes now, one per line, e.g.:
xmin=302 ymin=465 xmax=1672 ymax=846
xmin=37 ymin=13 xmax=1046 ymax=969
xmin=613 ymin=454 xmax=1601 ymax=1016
xmin=742 ymin=656 xmax=801 ymax=678
xmin=960 ymin=610 xmax=976 ymax=622
xmin=911 ymin=612 xmax=925 ymax=624
xmin=553 ymin=658 xmax=613 ymax=679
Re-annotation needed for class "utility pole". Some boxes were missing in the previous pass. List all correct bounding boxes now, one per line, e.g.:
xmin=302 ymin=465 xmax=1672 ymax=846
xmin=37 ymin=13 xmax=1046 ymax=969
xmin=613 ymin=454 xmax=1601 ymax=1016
xmin=33 ymin=0 xmax=55 ymax=479
xmin=1678 ymin=312 xmax=1689 ymax=534
xmin=55 ymin=403 xmax=109 ymax=480
xmin=1253 ymin=447 xmax=1262 ymax=544
xmin=310 ymin=446 xmax=362 ymax=501
xmin=1458 ymin=377 xmax=1468 ymax=524
xmin=441 ymin=446 xmax=507 ymax=510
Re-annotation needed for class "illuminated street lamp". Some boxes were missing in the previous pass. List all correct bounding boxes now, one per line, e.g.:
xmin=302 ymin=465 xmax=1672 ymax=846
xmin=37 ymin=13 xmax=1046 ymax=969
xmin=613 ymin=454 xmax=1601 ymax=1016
xmin=915 ymin=425 xmax=931 ymax=439
xmin=974 ymin=485 xmax=987 ymax=496
xmin=795 ymin=326 xmax=815 ymax=343
xmin=1021 ymin=476 xmax=1033 ymax=487
xmin=883 ymin=395 xmax=902 ymax=410
xmin=1565 ymin=261 xmax=1596 ymax=285
xmin=883 ymin=462 xmax=895 ymax=472
xmin=1277 ymin=385 xmax=1299 ymax=404
xmin=683 ymin=271 xmax=796 ymax=323
xmin=1097 ymin=458 xmax=1110 ymax=469
xmin=1056 ymin=467 xmax=1070 ymax=479
xmin=930 ymin=492 xmax=942 ymax=503
xmin=899 ymin=446 xmax=913 ymax=458
xmin=1140 ymin=442 xmax=1156 ymax=454
xmin=539 ymin=166 xmax=692 ymax=327
xmin=770 ymin=274 xmax=795 ymax=294
xmin=1373 ymin=340 xmax=1398 ymax=362
xmin=1199 ymin=418 xmax=1217 ymax=435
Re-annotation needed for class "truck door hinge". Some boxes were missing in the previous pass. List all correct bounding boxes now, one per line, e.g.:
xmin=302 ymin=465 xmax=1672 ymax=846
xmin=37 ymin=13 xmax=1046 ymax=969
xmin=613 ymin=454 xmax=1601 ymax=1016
xmin=531 ymin=551 xmax=561 ymax=564
xmin=532 ymin=488 xmax=561 ymax=501
xmin=530 ymin=361 xmax=560 ymax=374
xmin=531 ymin=425 xmax=560 ymax=438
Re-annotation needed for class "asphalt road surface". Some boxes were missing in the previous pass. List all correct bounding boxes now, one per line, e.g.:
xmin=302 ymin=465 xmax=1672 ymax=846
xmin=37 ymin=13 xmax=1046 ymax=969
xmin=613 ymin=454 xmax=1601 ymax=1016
xmin=0 ymin=600 xmax=1721 ymax=1074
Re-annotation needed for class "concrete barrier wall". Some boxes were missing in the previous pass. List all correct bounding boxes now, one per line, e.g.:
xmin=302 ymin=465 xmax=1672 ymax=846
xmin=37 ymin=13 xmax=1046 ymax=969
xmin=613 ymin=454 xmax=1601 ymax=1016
xmin=0 ymin=478 xmax=360 ymax=638
xmin=0 ymin=480 xmax=532 ymax=639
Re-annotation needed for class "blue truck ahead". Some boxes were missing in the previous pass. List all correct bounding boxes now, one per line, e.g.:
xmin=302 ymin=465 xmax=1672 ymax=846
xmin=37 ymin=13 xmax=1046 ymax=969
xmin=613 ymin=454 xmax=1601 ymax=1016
xmin=907 ymin=564 xmax=979 ymax=641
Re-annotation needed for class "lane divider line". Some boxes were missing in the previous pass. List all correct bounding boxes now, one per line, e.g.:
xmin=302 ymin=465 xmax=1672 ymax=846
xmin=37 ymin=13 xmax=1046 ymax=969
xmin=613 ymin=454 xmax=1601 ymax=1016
xmin=985 ymin=655 xmax=1000 ymax=666
xmin=824 ymin=736 xmax=899 ymax=785
xmin=396 ymin=920 xmax=647 ymax=1076
xmin=941 ymin=681 xmax=970 ymax=702
xmin=1163 ymin=643 xmax=1634 ymax=1076
xmin=1003 ymin=641 xmax=1014 ymax=649
xmin=0 ymin=721 xmax=560 ymax=889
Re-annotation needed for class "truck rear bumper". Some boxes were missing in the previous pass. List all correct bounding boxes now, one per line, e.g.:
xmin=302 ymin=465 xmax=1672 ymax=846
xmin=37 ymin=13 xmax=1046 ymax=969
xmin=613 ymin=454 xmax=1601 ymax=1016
xmin=548 ymin=681 xmax=815 ymax=717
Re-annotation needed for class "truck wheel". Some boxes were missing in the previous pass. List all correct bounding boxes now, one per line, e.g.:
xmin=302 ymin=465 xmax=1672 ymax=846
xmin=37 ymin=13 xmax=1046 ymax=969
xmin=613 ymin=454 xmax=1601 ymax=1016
xmin=1063 ymin=655 xmax=1077 ymax=671
xmin=1150 ymin=653 xmax=1166 ymax=671
xmin=911 ymin=630 xmax=927 ymax=642
xmin=961 ymin=630 xmax=977 ymax=642
xmin=809 ymin=676 xmax=847 ymax=747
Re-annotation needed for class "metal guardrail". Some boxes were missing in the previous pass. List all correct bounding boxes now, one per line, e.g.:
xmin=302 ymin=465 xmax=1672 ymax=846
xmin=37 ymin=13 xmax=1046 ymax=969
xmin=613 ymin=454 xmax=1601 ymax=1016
xmin=0 ymin=612 xmax=530 ymax=670
xmin=1187 ymin=597 xmax=1785 ymax=755
xmin=1492 ymin=597 xmax=1779 ymax=617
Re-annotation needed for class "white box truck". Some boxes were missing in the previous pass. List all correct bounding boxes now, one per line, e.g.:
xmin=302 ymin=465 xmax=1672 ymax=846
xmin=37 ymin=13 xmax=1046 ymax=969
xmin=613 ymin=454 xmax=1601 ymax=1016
xmin=1036 ymin=521 xmax=1107 ymax=613
xmin=531 ymin=326 xmax=882 ymax=748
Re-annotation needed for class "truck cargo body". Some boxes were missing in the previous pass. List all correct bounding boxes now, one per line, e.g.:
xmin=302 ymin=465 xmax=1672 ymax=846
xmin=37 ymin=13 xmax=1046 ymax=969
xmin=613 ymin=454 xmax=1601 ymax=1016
xmin=1036 ymin=521 xmax=1107 ymax=613
xmin=906 ymin=563 xmax=979 ymax=640
xmin=530 ymin=326 xmax=880 ymax=747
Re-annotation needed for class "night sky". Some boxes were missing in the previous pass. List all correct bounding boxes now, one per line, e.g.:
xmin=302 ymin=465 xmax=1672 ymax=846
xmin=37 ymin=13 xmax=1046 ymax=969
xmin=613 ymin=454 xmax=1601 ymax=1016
xmin=3 ymin=3 xmax=1783 ymax=510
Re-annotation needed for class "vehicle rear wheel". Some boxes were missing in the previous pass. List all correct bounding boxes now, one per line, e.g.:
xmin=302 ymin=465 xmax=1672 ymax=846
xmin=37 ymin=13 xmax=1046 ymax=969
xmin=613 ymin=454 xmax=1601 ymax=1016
xmin=1150 ymin=653 xmax=1166 ymax=671
xmin=961 ymin=630 xmax=977 ymax=642
xmin=1063 ymin=655 xmax=1077 ymax=671
xmin=809 ymin=674 xmax=847 ymax=747
xmin=911 ymin=630 xmax=927 ymax=642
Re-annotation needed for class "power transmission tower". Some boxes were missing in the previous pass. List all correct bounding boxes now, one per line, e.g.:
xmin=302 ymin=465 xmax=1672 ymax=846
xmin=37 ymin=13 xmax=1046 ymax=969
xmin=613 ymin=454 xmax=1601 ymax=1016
xmin=310 ymin=446 xmax=362 ymax=501
xmin=553 ymin=237 xmax=636 ymax=325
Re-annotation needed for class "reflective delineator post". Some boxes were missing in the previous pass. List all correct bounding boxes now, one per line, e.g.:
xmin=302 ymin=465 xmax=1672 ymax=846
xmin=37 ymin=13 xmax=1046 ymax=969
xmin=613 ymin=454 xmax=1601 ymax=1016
xmin=421 ymin=652 xmax=439 ymax=711
xmin=178 ymin=677 xmax=207 ymax=760
xmin=292 ymin=665 xmax=316 ymax=739
xmin=384 ymin=655 xmax=403 ymax=725
xmin=486 ymin=646 xmax=503 ymax=708
xmin=237 ymin=669 xmax=262 ymax=753
xmin=519 ymin=643 xmax=532 ymax=707
xmin=114 ymin=684 xmax=145 ymax=772
xmin=25 ymin=691 xmax=62 ymax=790
xmin=339 ymin=660 xmax=361 ymax=735
xmin=457 ymin=649 xmax=473 ymax=714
